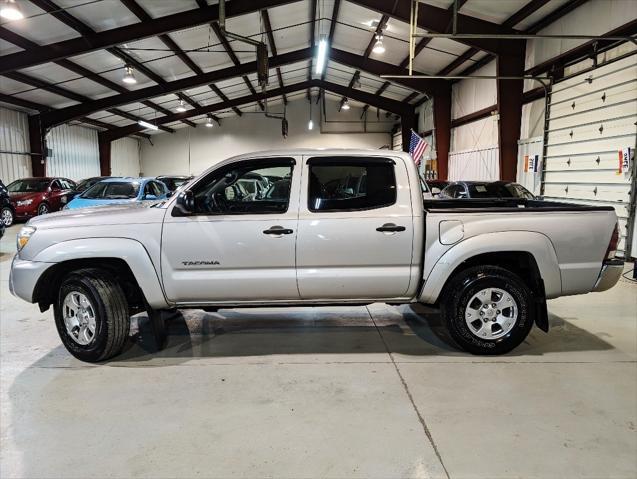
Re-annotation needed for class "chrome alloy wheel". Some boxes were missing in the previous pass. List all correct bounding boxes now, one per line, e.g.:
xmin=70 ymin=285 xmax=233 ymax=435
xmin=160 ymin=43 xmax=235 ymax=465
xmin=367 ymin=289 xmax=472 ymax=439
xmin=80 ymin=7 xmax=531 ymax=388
xmin=62 ymin=291 xmax=97 ymax=345
xmin=464 ymin=288 xmax=518 ymax=340
xmin=1 ymin=208 xmax=12 ymax=226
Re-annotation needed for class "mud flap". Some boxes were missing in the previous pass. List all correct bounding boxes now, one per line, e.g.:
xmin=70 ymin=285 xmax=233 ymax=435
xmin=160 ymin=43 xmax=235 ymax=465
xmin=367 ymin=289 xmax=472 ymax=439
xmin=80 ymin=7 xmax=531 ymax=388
xmin=146 ymin=308 xmax=168 ymax=351
xmin=535 ymin=279 xmax=549 ymax=332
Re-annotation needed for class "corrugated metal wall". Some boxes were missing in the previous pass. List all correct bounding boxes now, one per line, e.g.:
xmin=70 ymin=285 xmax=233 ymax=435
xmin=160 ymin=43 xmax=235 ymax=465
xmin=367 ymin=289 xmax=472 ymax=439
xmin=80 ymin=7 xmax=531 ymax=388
xmin=542 ymin=53 xmax=636 ymax=256
xmin=111 ymin=137 xmax=141 ymax=177
xmin=448 ymin=146 xmax=500 ymax=181
xmin=0 ymin=107 xmax=32 ymax=184
xmin=46 ymin=124 xmax=100 ymax=181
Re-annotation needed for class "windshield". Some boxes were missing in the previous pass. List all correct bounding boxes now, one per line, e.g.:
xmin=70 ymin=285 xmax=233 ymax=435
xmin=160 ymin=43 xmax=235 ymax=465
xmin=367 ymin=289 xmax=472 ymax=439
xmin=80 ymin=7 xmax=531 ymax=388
xmin=7 ymin=179 xmax=50 ymax=192
xmin=81 ymin=181 xmax=140 ymax=199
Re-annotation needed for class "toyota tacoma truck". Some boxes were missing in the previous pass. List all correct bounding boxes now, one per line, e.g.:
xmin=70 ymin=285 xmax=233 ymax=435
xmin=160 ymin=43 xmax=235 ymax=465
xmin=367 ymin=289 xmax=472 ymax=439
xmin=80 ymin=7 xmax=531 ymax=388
xmin=9 ymin=149 xmax=623 ymax=362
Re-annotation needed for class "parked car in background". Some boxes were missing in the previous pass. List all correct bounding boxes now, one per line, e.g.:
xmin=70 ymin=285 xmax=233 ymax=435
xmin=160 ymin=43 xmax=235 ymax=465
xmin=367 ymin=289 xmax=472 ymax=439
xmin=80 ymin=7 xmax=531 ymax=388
xmin=64 ymin=177 xmax=169 ymax=210
xmin=426 ymin=180 xmax=449 ymax=197
xmin=73 ymin=176 xmax=111 ymax=198
xmin=1 ymin=179 xmax=15 ymax=226
xmin=440 ymin=181 xmax=536 ymax=200
xmin=7 ymin=177 xmax=76 ymax=221
xmin=156 ymin=175 xmax=193 ymax=193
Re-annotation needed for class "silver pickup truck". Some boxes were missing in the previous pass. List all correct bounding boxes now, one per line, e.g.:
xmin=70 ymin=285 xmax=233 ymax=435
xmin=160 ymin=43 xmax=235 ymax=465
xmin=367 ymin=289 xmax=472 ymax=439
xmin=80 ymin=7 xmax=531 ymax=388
xmin=10 ymin=149 xmax=623 ymax=362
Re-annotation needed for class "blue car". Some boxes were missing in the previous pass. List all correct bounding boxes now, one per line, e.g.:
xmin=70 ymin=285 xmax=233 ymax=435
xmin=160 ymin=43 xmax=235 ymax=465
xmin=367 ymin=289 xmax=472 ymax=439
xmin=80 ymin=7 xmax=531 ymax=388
xmin=65 ymin=177 xmax=169 ymax=210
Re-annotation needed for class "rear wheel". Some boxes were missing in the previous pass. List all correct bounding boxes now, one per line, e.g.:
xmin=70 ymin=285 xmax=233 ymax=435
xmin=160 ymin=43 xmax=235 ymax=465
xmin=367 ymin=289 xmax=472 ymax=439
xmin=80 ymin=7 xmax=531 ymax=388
xmin=1 ymin=206 xmax=14 ymax=226
xmin=441 ymin=265 xmax=535 ymax=355
xmin=54 ymin=268 xmax=130 ymax=362
xmin=37 ymin=202 xmax=49 ymax=215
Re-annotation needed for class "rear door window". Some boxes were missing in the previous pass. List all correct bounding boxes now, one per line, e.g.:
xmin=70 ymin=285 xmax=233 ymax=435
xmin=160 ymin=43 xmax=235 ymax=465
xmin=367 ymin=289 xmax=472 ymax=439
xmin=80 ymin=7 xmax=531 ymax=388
xmin=307 ymin=157 xmax=396 ymax=212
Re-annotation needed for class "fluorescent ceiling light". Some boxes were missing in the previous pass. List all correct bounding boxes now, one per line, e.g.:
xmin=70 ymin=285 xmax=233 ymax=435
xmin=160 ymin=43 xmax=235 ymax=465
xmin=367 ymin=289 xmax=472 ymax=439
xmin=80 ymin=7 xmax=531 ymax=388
xmin=315 ymin=38 xmax=328 ymax=75
xmin=0 ymin=0 xmax=24 ymax=20
xmin=138 ymin=120 xmax=158 ymax=131
xmin=308 ymin=119 xmax=314 ymax=130
xmin=122 ymin=66 xmax=137 ymax=84
xmin=176 ymin=99 xmax=187 ymax=112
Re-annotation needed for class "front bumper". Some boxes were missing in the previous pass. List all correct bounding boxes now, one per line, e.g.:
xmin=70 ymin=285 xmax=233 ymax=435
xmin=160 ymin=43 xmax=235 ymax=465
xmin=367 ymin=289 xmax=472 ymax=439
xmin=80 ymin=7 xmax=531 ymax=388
xmin=9 ymin=254 xmax=52 ymax=303
xmin=592 ymin=259 xmax=624 ymax=292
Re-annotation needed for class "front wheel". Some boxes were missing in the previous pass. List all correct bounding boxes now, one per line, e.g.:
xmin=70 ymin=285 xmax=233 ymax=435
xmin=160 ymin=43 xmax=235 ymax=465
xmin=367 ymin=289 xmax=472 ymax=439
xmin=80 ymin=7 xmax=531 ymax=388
xmin=441 ymin=265 xmax=535 ymax=355
xmin=1 ymin=206 xmax=14 ymax=226
xmin=54 ymin=268 xmax=130 ymax=362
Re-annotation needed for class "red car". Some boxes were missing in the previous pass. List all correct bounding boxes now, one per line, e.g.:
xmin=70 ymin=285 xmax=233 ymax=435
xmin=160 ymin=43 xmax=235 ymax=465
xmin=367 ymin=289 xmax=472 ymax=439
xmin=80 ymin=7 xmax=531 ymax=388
xmin=7 ymin=177 xmax=76 ymax=221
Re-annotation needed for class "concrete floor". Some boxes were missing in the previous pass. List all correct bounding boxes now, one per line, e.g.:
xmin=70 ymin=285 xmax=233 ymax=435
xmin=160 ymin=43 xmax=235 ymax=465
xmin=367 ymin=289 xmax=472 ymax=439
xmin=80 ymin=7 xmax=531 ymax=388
xmin=1 ymin=223 xmax=636 ymax=479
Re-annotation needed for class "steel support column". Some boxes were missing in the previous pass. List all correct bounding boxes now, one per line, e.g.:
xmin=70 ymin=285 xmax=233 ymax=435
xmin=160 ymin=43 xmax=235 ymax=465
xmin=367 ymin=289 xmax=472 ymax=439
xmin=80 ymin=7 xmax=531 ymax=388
xmin=401 ymin=110 xmax=417 ymax=153
xmin=98 ymin=133 xmax=111 ymax=176
xmin=28 ymin=115 xmax=46 ymax=177
xmin=433 ymin=86 xmax=451 ymax=180
xmin=497 ymin=47 xmax=525 ymax=182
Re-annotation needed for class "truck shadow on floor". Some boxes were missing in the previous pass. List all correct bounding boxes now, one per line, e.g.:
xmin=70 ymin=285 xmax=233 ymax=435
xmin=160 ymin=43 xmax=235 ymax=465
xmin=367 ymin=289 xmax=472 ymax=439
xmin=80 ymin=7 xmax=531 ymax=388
xmin=109 ymin=304 xmax=616 ymax=364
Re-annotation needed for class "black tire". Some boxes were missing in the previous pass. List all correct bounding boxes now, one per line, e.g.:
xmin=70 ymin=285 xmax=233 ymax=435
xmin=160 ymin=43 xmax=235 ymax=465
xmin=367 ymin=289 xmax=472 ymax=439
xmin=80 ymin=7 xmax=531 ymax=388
xmin=440 ymin=265 xmax=535 ymax=355
xmin=1 ymin=206 xmax=14 ymax=226
xmin=54 ymin=268 xmax=130 ymax=362
xmin=37 ymin=202 xmax=49 ymax=215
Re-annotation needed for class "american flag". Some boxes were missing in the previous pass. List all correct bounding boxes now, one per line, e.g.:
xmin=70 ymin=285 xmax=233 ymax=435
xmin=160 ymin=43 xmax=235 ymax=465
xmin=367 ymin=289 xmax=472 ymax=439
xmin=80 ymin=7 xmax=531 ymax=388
xmin=409 ymin=130 xmax=428 ymax=165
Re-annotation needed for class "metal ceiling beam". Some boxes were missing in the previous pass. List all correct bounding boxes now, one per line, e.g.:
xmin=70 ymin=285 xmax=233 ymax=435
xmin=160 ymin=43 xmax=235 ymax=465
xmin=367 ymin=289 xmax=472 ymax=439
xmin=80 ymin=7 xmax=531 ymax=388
xmin=348 ymin=0 xmax=520 ymax=55
xmin=210 ymin=22 xmax=263 ymax=111
xmin=102 ymin=79 xmax=411 ymax=141
xmin=0 ymin=21 xmax=192 ymax=127
xmin=0 ymin=0 xmax=299 ymax=75
xmin=41 ymin=47 xmax=310 ymax=128
xmin=26 ymin=0 xmax=196 ymax=129
xmin=330 ymin=48 xmax=447 ymax=95
xmin=5 ymin=70 xmax=175 ymax=134
xmin=450 ymin=0 xmax=593 ymax=78
xmin=307 ymin=0 xmax=318 ymax=99
xmin=526 ymin=0 xmax=590 ymax=33
xmin=355 ymin=13 xmax=392 ymax=113
xmin=261 ymin=9 xmax=287 ymax=105
xmin=41 ymin=47 xmax=439 ymax=129
xmin=397 ymin=0 xmax=470 ymax=69
xmin=0 ymin=93 xmax=50 ymax=112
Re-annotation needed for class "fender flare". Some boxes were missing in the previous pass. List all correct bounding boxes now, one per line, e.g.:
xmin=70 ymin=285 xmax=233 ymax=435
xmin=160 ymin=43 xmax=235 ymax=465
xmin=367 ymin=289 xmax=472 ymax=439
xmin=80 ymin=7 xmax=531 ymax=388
xmin=33 ymin=237 xmax=170 ymax=309
xmin=419 ymin=231 xmax=562 ymax=304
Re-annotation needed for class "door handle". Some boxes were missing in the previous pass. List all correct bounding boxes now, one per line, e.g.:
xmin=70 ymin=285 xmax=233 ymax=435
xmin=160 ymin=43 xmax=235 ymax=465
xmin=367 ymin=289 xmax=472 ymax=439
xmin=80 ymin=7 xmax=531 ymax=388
xmin=263 ymin=226 xmax=294 ymax=235
xmin=376 ymin=223 xmax=406 ymax=233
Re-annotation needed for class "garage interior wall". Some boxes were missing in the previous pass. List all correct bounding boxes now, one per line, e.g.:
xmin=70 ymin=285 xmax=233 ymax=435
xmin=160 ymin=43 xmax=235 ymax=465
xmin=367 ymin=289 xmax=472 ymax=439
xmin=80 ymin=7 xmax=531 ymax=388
xmin=0 ymin=107 xmax=31 ymax=184
xmin=140 ymin=98 xmax=394 ymax=176
xmin=45 ymin=124 xmax=100 ymax=181
xmin=111 ymin=137 xmax=141 ymax=177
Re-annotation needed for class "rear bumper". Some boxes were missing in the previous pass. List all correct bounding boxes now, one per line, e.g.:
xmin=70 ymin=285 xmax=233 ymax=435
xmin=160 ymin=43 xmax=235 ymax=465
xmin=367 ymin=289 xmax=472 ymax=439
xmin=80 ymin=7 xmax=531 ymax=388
xmin=592 ymin=259 xmax=624 ymax=292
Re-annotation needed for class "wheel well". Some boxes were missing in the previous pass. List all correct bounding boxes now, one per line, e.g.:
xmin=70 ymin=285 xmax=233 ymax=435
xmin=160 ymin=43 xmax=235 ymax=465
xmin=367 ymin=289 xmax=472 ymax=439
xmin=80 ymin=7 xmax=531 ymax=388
xmin=34 ymin=258 xmax=146 ymax=314
xmin=441 ymin=251 xmax=544 ymax=300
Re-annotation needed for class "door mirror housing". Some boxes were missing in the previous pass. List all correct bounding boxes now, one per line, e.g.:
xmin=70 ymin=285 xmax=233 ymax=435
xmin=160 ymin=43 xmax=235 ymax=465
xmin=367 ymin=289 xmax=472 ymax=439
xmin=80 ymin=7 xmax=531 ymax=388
xmin=431 ymin=187 xmax=441 ymax=195
xmin=173 ymin=189 xmax=194 ymax=216
xmin=144 ymin=194 xmax=158 ymax=200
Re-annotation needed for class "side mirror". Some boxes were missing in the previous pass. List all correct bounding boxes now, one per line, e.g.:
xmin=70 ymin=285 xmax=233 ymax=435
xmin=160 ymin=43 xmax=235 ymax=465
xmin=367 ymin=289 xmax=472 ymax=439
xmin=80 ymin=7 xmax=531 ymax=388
xmin=144 ymin=194 xmax=158 ymax=200
xmin=166 ymin=190 xmax=174 ymax=198
xmin=431 ymin=187 xmax=441 ymax=195
xmin=174 ymin=189 xmax=194 ymax=215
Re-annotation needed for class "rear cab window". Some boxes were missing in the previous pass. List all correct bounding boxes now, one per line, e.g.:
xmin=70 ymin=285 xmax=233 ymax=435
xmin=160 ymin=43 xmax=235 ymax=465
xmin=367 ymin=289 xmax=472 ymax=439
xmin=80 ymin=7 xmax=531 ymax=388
xmin=306 ymin=156 xmax=397 ymax=212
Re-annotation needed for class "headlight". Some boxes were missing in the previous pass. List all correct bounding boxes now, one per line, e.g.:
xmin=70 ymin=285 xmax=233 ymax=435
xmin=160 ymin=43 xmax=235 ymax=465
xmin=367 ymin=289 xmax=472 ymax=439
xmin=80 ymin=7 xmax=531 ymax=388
xmin=16 ymin=226 xmax=36 ymax=251
xmin=16 ymin=199 xmax=33 ymax=207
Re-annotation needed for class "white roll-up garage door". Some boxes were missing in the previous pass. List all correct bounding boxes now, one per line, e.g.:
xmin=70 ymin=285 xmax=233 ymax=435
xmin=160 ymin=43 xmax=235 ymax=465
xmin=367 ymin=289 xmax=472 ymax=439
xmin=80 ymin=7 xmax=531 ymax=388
xmin=542 ymin=54 xmax=637 ymax=257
